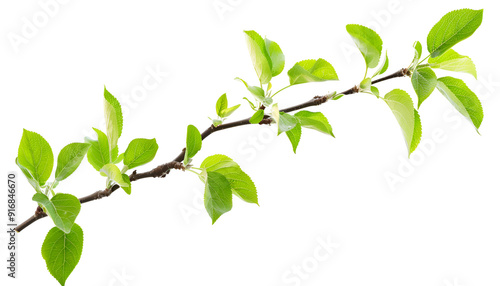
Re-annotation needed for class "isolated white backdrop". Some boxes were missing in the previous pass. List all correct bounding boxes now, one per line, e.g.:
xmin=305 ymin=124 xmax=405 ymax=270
xmin=1 ymin=0 xmax=499 ymax=285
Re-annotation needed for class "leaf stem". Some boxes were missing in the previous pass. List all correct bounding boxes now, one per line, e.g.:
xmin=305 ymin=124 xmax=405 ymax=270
xmin=271 ymin=85 xmax=292 ymax=98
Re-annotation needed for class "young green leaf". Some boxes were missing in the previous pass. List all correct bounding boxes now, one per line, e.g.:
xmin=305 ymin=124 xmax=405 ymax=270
xmin=371 ymin=86 xmax=380 ymax=97
xmin=204 ymin=171 xmax=233 ymax=224
xmin=383 ymin=89 xmax=418 ymax=155
xmin=200 ymin=154 xmax=258 ymax=205
xmin=427 ymin=9 xmax=483 ymax=58
xmin=411 ymin=109 xmax=422 ymax=154
xmin=103 ymin=87 xmax=123 ymax=150
xmin=184 ymin=125 xmax=202 ymax=165
xmin=55 ymin=143 xmax=91 ymax=182
xmin=123 ymin=138 xmax=159 ymax=169
xmin=220 ymin=104 xmax=241 ymax=118
xmin=360 ymin=78 xmax=372 ymax=92
xmin=346 ymin=24 xmax=383 ymax=69
xmin=286 ymin=123 xmax=302 ymax=153
xmin=428 ymin=49 xmax=477 ymax=79
xmin=278 ymin=113 xmax=298 ymax=135
xmin=113 ymin=153 xmax=124 ymax=164
xmin=271 ymin=103 xmax=280 ymax=125
xmin=85 ymin=128 xmax=110 ymax=172
xmin=265 ymin=38 xmax=285 ymax=77
xmin=411 ymin=67 xmax=437 ymax=108
xmin=42 ymin=223 xmax=83 ymax=286
xmin=121 ymin=174 xmax=131 ymax=195
xmin=409 ymin=41 xmax=422 ymax=71
xmin=249 ymin=109 xmax=265 ymax=124
xmin=244 ymin=30 xmax=273 ymax=85
xmin=287 ymin=58 xmax=339 ymax=85
xmin=294 ymin=111 xmax=334 ymax=137
xmin=15 ymin=157 xmax=42 ymax=192
xmin=17 ymin=129 xmax=54 ymax=186
xmin=372 ymin=50 xmax=389 ymax=77
xmin=100 ymin=164 xmax=130 ymax=190
xmin=33 ymin=193 xmax=81 ymax=233
xmin=216 ymin=93 xmax=228 ymax=117
xmin=235 ymin=77 xmax=267 ymax=102
xmin=436 ymin=77 xmax=483 ymax=131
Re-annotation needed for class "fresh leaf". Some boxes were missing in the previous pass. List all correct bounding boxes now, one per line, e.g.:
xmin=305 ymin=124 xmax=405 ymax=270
xmin=55 ymin=143 xmax=91 ymax=182
xmin=200 ymin=154 xmax=258 ymax=205
xmin=17 ymin=129 xmax=54 ymax=186
xmin=42 ymin=223 xmax=83 ymax=286
xmin=235 ymin=77 xmax=267 ymax=102
xmin=216 ymin=94 xmax=228 ymax=117
xmin=409 ymin=41 xmax=422 ymax=71
xmin=123 ymin=138 xmax=159 ymax=169
xmin=411 ymin=67 xmax=437 ymax=108
xmin=113 ymin=153 xmax=124 ymax=164
xmin=121 ymin=174 xmax=131 ymax=195
xmin=286 ymin=123 xmax=302 ymax=153
xmin=33 ymin=193 xmax=81 ymax=233
xmin=371 ymin=86 xmax=380 ymax=97
xmin=204 ymin=171 xmax=232 ymax=224
xmin=373 ymin=50 xmax=389 ymax=77
xmin=220 ymin=104 xmax=241 ymax=118
xmin=184 ymin=125 xmax=202 ymax=165
xmin=15 ymin=157 xmax=42 ymax=192
xmin=287 ymin=58 xmax=339 ymax=85
xmin=294 ymin=111 xmax=334 ymax=137
xmin=249 ymin=109 xmax=265 ymax=124
xmin=265 ymin=38 xmax=285 ymax=77
xmin=428 ymin=49 xmax=477 ymax=78
xmin=427 ymin=9 xmax=483 ymax=58
xmin=383 ymin=89 xmax=418 ymax=155
xmin=271 ymin=103 xmax=280 ymax=125
xmin=346 ymin=24 xmax=383 ymax=68
xmin=278 ymin=113 xmax=298 ymax=135
xmin=360 ymin=77 xmax=372 ymax=91
xmin=242 ymin=97 xmax=257 ymax=110
xmin=411 ymin=109 xmax=422 ymax=154
xmin=436 ymin=77 xmax=483 ymax=130
xmin=244 ymin=30 xmax=273 ymax=85
xmin=103 ymin=87 xmax=123 ymax=150
xmin=100 ymin=164 xmax=130 ymax=189
xmin=85 ymin=128 xmax=110 ymax=172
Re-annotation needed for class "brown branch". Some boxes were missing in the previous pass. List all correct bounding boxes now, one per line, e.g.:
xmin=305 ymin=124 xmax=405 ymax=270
xmin=15 ymin=68 xmax=408 ymax=233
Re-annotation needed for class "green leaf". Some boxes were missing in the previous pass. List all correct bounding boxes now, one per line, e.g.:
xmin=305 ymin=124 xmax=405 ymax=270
xmin=235 ymin=77 xmax=267 ymax=102
xmin=265 ymin=38 xmax=285 ymax=77
xmin=42 ymin=223 xmax=83 ymax=286
xmin=371 ymin=86 xmax=380 ymax=97
xmin=411 ymin=109 xmax=422 ymax=154
xmin=346 ymin=24 xmax=383 ymax=69
xmin=216 ymin=93 xmax=228 ymax=117
xmin=220 ymin=104 xmax=241 ymax=118
xmin=113 ymin=153 xmax=124 ymax=164
xmin=244 ymin=30 xmax=273 ymax=85
xmin=123 ymin=138 xmax=159 ymax=169
xmin=184 ymin=125 xmax=202 ymax=165
xmin=436 ymin=77 xmax=483 ymax=130
xmin=15 ymin=157 xmax=42 ymax=192
xmin=287 ymin=58 xmax=339 ymax=85
xmin=55 ymin=143 xmax=91 ymax=182
xmin=103 ymin=87 xmax=123 ymax=150
xmin=249 ymin=109 xmax=265 ymax=124
xmin=204 ymin=171 xmax=233 ymax=224
xmin=294 ymin=111 xmax=334 ymax=137
xmin=84 ymin=128 xmax=110 ymax=172
xmin=278 ymin=112 xmax=298 ymax=135
xmin=360 ymin=77 xmax=372 ymax=91
xmin=100 ymin=163 xmax=130 ymax=189
xmin=411 ymin=67 xmax=437 ymax=108
xmin=286 ymin=123 xmax=302 ymax=153
xmin=17 ymin=129 xmax=54 ymax=186
xmin=121 ymin=174 xmax=131 ymax=195
xmin=33 ymin=193 xmax=81 ymax=233
xmin=410 ymin=41 xmax=422 ymax=70
xmin=427 ymin=9 xmax=483 ymax=58
xmin=373 ymin=50 xmax=389 ymax=77
xmin=200 ymin=154 xmax=258 ymax=205
xmin=383 ymin=89 xmax=417 ymax=155
xmin=271 ymin=103 xmax=280 ymax=125
xmin=428 ymin=49 xmax=477 ymax=79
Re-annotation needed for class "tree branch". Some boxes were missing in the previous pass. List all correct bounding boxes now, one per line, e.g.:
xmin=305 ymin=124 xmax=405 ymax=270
xmin=15 ymin=68 xmax=409 ymax=233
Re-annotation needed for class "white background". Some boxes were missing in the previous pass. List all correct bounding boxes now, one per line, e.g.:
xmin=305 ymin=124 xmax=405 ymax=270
xmin=1 ymin=0 xmax=499 ymax=285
